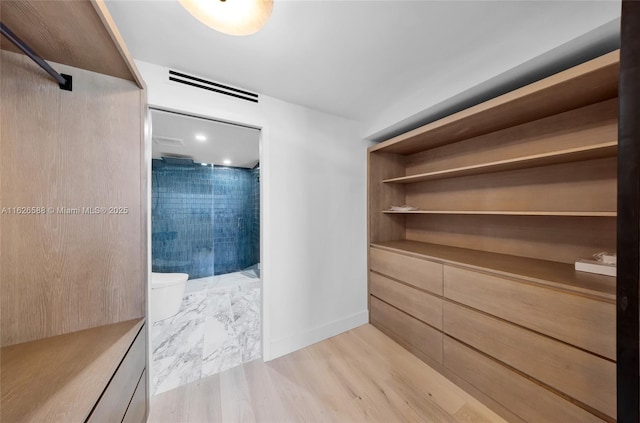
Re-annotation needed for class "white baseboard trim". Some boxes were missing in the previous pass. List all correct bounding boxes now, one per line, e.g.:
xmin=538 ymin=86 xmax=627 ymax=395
xmin=267 ymin=310 xmax=369 ymax=360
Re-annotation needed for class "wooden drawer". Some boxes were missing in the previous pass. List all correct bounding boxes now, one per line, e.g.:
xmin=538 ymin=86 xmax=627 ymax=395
xmin=444 ymin=337 xmax=604 ymax=423
xmin=444 ymin=302 xmax=615 ymax=418
xmin=370 ymin=296 xmax=442 ymax=364
xmin=122 ymin=370 xmax=147 ymax=423
xmin=87 ymin=325 xmax=146 ymax=423
xmin=443 ymin=265 xmax=615 ymax=360
xmin=370 ymin=271 xmax=442 ymax=329
xmin=370 ymin=247 xmax=443 ymax=295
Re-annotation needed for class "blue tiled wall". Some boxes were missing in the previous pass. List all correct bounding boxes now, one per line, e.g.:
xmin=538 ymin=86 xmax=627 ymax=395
xmin=152 ymin=159 xmax=259 ymax=279
xmin=213 ymin=166 xmax=259 ymax=275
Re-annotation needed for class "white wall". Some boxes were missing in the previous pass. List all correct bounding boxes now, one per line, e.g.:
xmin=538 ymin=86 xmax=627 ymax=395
xmin=138 ymin=60 xmax=369 ymax=360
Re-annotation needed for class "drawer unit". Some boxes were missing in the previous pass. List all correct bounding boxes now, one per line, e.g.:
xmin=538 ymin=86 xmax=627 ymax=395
xmin=444 ymin=337 xmax=604 ymax=423
xmin=87 ymin=326 xmax=146 ymax=423
xmin=444 ymin=265 xmax=615 ymax=360
xmin=370 ymin=271 xmax=442 ymax=329
xmin=122 ymin=370 xmax=147 ymax=423
xmin=370 ymin=296 xmax=443 ymax=364
xmin=370 ymin=247 xmax=443 ymax=295
xmin=444 ymin=302 xmax=615 ymax=418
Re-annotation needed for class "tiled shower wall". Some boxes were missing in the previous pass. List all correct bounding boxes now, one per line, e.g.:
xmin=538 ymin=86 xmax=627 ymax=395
xmin=213 ymin=167 xmax=260 ymax=274
xmin=152 ymin=159 xmax=259 ymax=278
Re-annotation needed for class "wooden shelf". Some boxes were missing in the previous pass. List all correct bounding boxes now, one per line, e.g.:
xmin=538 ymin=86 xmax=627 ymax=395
xmin=383 ymin=142 xmax=618 ymax=184
xmin=0 ymin=318 xmax=144 ymax=423
xmin=383 ymin=210 xmax=617 ymax=217
xmin=371 ymin=240 xmax=615 ymax=301
xmin=370 ymin=51 xmax=619 ymax=155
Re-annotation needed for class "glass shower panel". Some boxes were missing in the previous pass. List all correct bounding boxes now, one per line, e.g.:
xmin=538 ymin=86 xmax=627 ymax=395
xmin=151 ymin=159 xmax=215 ymax=279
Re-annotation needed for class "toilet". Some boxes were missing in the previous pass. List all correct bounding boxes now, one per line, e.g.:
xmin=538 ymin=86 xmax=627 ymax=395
xmin=150 ymin=272 xmax=189 ymax=322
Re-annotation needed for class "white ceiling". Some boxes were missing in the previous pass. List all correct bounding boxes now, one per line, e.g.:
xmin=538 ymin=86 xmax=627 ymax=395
xmin=151 ymin=109 xmax=260 ymax=168
xmin=106 ymin=1 xmax=621 ymax=137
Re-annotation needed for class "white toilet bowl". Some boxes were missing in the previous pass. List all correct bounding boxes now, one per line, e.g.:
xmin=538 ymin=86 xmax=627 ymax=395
xmin=151 ymin=272 xmax=188 ymax=322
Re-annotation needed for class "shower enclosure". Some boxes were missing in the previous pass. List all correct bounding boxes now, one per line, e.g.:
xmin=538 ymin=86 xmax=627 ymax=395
xmin=149 ymin=109 xmax=261 ymax=394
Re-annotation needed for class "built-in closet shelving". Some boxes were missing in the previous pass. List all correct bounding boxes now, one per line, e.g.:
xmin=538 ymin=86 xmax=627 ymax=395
xmin=368 ymin=50 xmax=619 ymax=423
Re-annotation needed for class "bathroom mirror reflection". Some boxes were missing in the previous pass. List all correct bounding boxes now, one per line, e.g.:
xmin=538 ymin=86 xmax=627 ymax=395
xmin=149 ymin=109 xmax=261 ymax=395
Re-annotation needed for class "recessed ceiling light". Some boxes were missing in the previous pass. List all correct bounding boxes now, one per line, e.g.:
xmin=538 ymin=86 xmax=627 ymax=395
xmin=223 ymin=159 xmax=232 ymax=166
xmin=195 ymin=134 xmax=207 ymax=142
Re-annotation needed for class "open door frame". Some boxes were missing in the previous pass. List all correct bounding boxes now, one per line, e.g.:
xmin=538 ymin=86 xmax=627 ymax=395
xmin=617 ymin=1 xmax=640 ymax=422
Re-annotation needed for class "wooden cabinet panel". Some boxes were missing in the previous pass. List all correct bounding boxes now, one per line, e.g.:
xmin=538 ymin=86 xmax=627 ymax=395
xmin=370 ymin=296 xmax=443 ymax=364
xmin=444 ymin=302 xmax=615 ymax=418
xmin=87 ymin=326 xmax=146 ymax=423
xmin=122 ymin=370 xmax=147 ymax=423
xmin=444 ymin=265 xmax=615 ymax=360
xmin=370 ymin=248 xmax=443 ymax=295
xmin=444 ymin=337 xmax=604 ymax=423
xmin=370 ymin=271 xmax=442 ymax=329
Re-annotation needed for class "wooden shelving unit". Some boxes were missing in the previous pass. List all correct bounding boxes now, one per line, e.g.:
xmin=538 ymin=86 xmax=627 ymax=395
xmin=383 ymin=141 xmax=617 ymax=184
xmin=368 ymin=50 xmax=619 ymax=423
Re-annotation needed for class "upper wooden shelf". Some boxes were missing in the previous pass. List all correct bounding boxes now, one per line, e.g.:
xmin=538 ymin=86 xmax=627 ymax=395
xmin=0 ymin=0 xmax=144 ymax=87
xmin=382 ymin=210 xmax=617 ymax=217
xmin=370 ymin=51 xmax=619 ymax=155
xmin=383 ymin=142 xmax=618 ymax=184
xmin=371 ymin=240 xmax=615 ymax=302
xmin=0 ymin=318 xmax=144 ymax=423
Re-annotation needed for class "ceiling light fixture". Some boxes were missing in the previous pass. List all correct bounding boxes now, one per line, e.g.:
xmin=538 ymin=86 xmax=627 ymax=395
xmin=179 ymin=0 xmax=273 ymax=36
xmin=195 ymin=134 xmax=207 ymax=141
xmin=223 ymin=159 xmax=232 ymax=165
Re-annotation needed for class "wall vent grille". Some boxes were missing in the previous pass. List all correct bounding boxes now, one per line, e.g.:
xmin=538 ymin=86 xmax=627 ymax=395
xmin=168 ymin=70 xmax=259 ymax=103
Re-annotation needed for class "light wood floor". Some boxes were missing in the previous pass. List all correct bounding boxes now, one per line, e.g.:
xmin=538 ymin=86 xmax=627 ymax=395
xmin=148 ymin=324 xmax=507 ymax=423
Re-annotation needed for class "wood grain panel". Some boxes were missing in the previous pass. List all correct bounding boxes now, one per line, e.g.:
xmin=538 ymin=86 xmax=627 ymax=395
xmin=404 ymin=99 xmax=617 ymax=177
xmin=370 ymin=296 xmax=443 ymax=364
xmin=444 ymin=302 xmax=616 ymax=418
xmin=0 ymin=0 xmax=140 ymax=83
xmin=0 ymin=51 xmax=144 ymax=346
xmin=406 ymin=214 xmax=616 ymax=265
xmin=444 ymin=337 xmax=604 ymax=423
xmin=444 ymin=265 xmax=616 ymax=360
xmin=87 ymin=326 xmax=146 ymax=423
xmin=371 ymin=51 xmax=618 ymax=155
xmin=370 ymin=272 xmax=442 ymax=329
xmin=405 ymin=157 xmax=617 ymax=213
xmin=0 ymin=319 xmax=143 ymax=422
xmin=368 ymin=151 xmax=405 ymax=243
xmin=370 ymin=247 xmax=443 ymax=295
xmin=122 ymin=370 xmax=147 ymax=423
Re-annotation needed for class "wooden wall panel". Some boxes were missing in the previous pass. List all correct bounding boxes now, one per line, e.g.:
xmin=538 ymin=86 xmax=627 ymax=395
xmin=0 ymin=51 xmax=144 ymax=346
xmin=406 ymin=214 xmax=616 ymax=265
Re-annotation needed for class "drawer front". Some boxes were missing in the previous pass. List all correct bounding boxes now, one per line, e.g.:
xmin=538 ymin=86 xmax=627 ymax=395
xmin=370 ymin=248 xmax=443 ymax=295
xmin=370 ymin=296 xmax=442 ymax=364
xmin=370 ymin=271 xmax=442 ymax=329
xmin=444 ymin=337 xmax=603 ymax=423
xmin=444 ymin=265 xmax=615 ymax=360
xmin=87 ymin=325 xmax=146 ymax=423
xmin=122 ymin=370 xmax=147 ymax=423
xmin=444 ymin=302 xmax=615 ymax=418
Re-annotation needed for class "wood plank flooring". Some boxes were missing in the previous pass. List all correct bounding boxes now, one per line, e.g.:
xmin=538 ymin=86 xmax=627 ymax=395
xmin=148 ymin=324 xmax=506 ymax=423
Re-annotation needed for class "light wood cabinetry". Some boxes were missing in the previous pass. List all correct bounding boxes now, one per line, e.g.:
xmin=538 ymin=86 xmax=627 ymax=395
xmin=0 ymin=1 xmax=147 ymax=421
xmin=368 ymin=51 xmax=618 ymax=422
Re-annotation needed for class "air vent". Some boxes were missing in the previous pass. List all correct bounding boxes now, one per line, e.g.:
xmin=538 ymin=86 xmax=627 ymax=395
xmin=153 ymin=136 xmax=184 ymax=147
xmin=168 ymin=70 xmax=259 ymax=103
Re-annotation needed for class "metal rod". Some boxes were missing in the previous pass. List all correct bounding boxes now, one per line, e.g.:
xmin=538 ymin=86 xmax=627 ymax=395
xmin=0 ymin=22 xmax=66 ymax=86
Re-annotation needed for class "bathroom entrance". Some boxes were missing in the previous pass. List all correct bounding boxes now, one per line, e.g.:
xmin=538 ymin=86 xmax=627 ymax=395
xmin=149 ymin=109 xmax=261 ymax=395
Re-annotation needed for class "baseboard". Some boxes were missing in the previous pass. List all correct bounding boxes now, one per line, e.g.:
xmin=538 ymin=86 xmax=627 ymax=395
xmin=267 ymin=310 xmax=369 ymax=360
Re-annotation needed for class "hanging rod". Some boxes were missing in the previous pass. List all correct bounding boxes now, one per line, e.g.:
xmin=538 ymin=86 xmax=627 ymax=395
xmin=0 ymin=22 xmax=72 ymax=91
